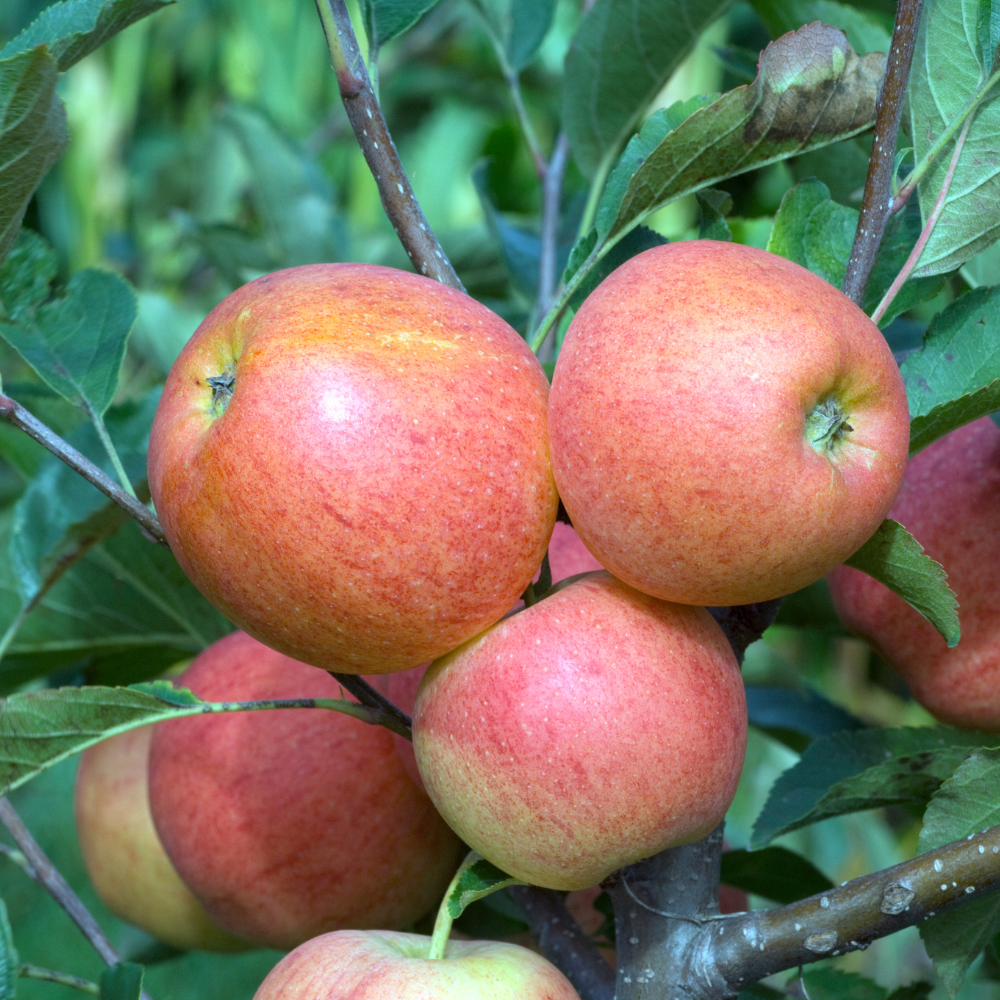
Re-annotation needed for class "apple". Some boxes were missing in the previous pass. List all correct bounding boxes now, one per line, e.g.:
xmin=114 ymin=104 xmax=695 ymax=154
xmin=252 ymin=930 xmax=581 ymax=1000
xmin=147 ymin=263 xmax=558 ymax=674
xmin=147 ymin=631 xmax=465 ymax=950
xmin=548 ymin=240 xmax=910 ymax=607
xmin=828 ymin=416 xmax=1000 ymax=730
xmin=412 ymin=572 xmax=746 ymax=890
xmin=74 ymin=725 xmax=251 ymax=952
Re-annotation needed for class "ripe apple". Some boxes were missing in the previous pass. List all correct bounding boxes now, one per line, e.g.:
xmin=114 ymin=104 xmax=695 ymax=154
xmin=147 ymin=263 xmax=558 ymax=674
xmin=147 ymin=631 xmax=464 ymax=950
xmin=74 ymin=725 xmax=250 ymax=952
xmin=548 ymin=240 xmax=910 ymax=607
xmin=252 ymin=930 xmax=581 ymax=1000
xmin=828 ymin=416 xmax=1000 ymax=730
xmin=412 ymin=572 xmax=746 ymax=890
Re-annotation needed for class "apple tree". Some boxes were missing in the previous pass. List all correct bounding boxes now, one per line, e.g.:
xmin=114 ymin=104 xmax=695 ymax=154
xmin=0 ymin=0 xmax=999 ymax=998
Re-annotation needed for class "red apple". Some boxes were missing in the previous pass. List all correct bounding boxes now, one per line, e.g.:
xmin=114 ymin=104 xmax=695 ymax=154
xmin=548 ymin=240 xmax=910 ymax=607
xmin=148 ymin=631 xmax=464 ymax=950
xmin=412 ymin=572 xmax=746 ymax=890
xmin=252 ymin=930 xmax=581 ymax=1000
xmin=148 ymin=263 xmax=558 ymax=674
xmin=829 ymin=417 xmax=1000 ymax=730
xmin=75 ymin=725 xmax=250 ymax=952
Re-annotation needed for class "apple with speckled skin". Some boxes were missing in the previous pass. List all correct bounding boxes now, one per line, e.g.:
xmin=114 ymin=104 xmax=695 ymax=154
xmin=148 ymin=263 xmax=558 ymax=674
xmin=549 ymin=240 xmax=910 ymax=607
xmin=829 ymin=417 xmax=1000 ymax=730
xmin=252 ymin=930 xmax=582 ymax=1000
xmin=148 ymin=631 xmax=464 ymax=950
xmin=413 ymin=572 xmax=746 ymax=890
xmin=75 ymin=725 xmax=251 ymax=953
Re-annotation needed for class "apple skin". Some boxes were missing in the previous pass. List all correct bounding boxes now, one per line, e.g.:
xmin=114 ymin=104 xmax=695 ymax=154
xmin=548 ymin=240 xmax=910 ymax=607
xmin=147 ymin=263 xmax=558 ymax=674
xmin=252 ymin=930 xmax=581 ymax=1000
xmin=148 ymin=631 xmax=464 ymax=950
xmin=413 ymin=572 xmax=746 ymax=890
xmin=828 ymin=417 xmax=1000 ymax=730
xmin=74 ymin=725 xmax=251 ymax=952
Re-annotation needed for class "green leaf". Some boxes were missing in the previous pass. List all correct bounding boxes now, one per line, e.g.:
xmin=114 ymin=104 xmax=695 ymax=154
xmin=844 ymin=519 xmax=960 ymax=648
xmin=751 ymin=727 xmax=993 ymax=846
xmin=0 ymin=228 xmax=57 ymax=322
xmin=593 ymin=24 xmax=886 ymax=247
xmin=0 ymin=898 xmax=16 ymax=1000
xmin=0 ymin=684 xmax=209 ymax=796
xmin=720 ymin=846 xmax=834 ymax=904
xmin=129 ymin=678 xmax=202 ymax=706
xmin=750 ymin=0 xmax=892 ymax=55
xmin=359 ymin=0 xmax=443 ymax=50
xmin=901 ymin=286 xmax=1000 ymax=453
xmin=562 ymin=0 xmax=731 ymax=178
xmin=886 ymin=985 xmax=933 ymax=1000
xmin=0 ymin=0 xmax=174 ymax=72
xmin=99 ymin=963 xmax=144 ymax=1000
xmin=470 ymin=0 xmax=557 ymax=72
xmin=801 ymin=968 xmax=887 ymax=1000
xmin=446 ymin=858 xmax=525 ymax=919
xmin=908 ymin=0 xmax=1000 ymax=277
xmin=745 ymin=683 xmax=866 ymax=751
xmin=918 ymin=749 xmax=1000 ymax=853
xmin=0 ymin=268 xmax=137 ymax=417
xmin=696 ymin=189 xmax=733 ymax=242
xmin=922 ymin=893 xmax=1000 ymax=997
xmin=0 ymin=49 xmax=68 ymax=265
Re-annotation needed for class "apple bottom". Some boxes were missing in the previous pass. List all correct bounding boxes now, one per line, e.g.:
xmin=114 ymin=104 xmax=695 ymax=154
xmin=253 ymin=930 xmax=582 ymax=1000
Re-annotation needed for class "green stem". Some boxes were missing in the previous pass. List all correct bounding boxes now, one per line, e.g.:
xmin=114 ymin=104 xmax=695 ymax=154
xmin=20 ymin=965 xmax=100 ymax=995
xmin=428 ymin=852 xmax=480 ymax=960
xmin=893 ymin=66 xmax=1000 ymax=211
xmin=577 ymin=150 xmax=615 ymax=240
xmin=89 ymin=409 xmax=137 ymax=499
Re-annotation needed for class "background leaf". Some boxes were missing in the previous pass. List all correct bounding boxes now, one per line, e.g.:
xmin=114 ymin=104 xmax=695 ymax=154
xmin=921 ymin=893 xmax=1000 ymax=997
xmin=750 ymin=0 xmax=893 ymax=55
xmin=844 ymin=519 xmax=960 ymax=647
xmin=0 ymin=49 xmax=68 ymax=265
xmin=99 ymin=962 xmax=143 ymax=1000
xmin=918 ymin=749 xmax=1000 ymax=854
xmin=720 ymin=846 xmax=834 ymax=904
xmin=470 ymin=0 xmax=557 ymax=72
xmin=751 ymin=727 xmax=993 ymax=846
xmin=359 ymin=0 xmax=442 ymax=51
xmin=908 ymin=0 xmax=1000 ymax=277
xmin=562 ymin=0 xmax=731 ymax=177
xmin=0 ymin=0 xmax=174 ymax=72
xmin=745 ymin=683 xmax=866 ymax=753
xmin=901 ymin=286 xmax=1000 ymax=452
xmin=0 ymin=899 xmax=15 ymax=1000
xmin=0 ymin=228 xmax=57 ymax=321
xmin=446 ymin=858 xmax=525 ymax=919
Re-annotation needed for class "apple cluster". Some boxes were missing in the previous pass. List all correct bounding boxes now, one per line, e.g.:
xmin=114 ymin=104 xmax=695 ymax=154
xmin=78 ymin=242 xmax=911 ymax=996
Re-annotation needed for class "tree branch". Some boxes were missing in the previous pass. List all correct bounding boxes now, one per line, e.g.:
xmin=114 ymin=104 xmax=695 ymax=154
xmin=697 ymin=821 xmax=1000 ymax=996
xmin=0 ymin=798 xmax=155 ymax=1000
xmin=841 ymin=0 xmax=924 ymax=306
xmin=313 ymin=0 xmax=463 ymax=290
xmin=510 ymin=886 xmax=615 ymax=1000
xmin=332 ymin=674 xmax=413 ymax=740
xmin=0 ymin=394 xmax=166 ymax=545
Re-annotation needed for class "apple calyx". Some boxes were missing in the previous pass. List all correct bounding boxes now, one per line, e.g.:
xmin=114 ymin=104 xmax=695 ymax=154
xmin=206 ymin=367 xmax=236 ymax=417
xmin=805 ymin=396 xmax=854 ymax=454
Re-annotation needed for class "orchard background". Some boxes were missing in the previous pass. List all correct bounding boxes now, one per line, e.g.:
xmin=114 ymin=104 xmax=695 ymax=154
xmin=0 ymin=0 xmax=999 ymax=998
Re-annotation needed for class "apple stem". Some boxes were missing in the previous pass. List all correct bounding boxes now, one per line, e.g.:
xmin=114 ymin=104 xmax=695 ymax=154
xmin=427 ymin=851 xmax=480 ymax=960
xmin=206 ymin=368 xmax=235 ymax=417
xmin=805 ymin=398 xmax=853 ymax=451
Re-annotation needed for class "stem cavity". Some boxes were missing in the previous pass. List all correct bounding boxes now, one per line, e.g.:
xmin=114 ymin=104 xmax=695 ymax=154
xmin=805 ymin=398 xmax=853 ymax=452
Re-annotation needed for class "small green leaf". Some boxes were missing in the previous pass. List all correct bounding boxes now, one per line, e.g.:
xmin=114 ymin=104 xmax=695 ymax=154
xmin=0 ymin=898 xmax=16 ymax=1000
xmin=0 ymin=49 xmax=68 ymax=265
xmin=745 ymin=683 xmax=866 ymax=751
xmin=720 ymin=846 xmax=834 ymax=904
xmin=696 ymin=190 xmax=733 ymax=242
xmin=0 ymin=268 xmax=137 ymax=417
xmin=594 ymin=24 xmax=885 ymax=246
xmin=99 ymin=962 xmax=144 ymax=1000
xmin=751 ymin=727 xmax=993 ymax=846
xmin=446 ymin=858 xmax=525 ymax=919
xmin=470 ymin=0 xmax=556 ymax=72
xmin=130 ymin=679 xmax=202 ymax=706
xmin=802 ymin=968 xmax=887 ymax=1000
xmin=918 ymin=749 xmax=1000 ymax=854
xmin=562 ymin=0 xmax=731 ymax=178
xmin=0 ymin=228 xmax=57 ymax=322
xmin=359 ymin=0 xmax=443 ymax=50
xmin=0 ymin=0 xmax=175 ymax=72
xmin=922 ymin=893 xmax=1000 ymax=998
xmin=901 ymin=286 xmax=1000 ymax=453
xmin=844 ymin=519 xmax=960 ymax=648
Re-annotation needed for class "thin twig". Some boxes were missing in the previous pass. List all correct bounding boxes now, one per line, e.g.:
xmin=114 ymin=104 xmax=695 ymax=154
xmin=842 ymin=0 xmax=924 ymax=305
xmin=535 ymin=133 xmax=570 ymax=332
xmin=0 ymin=799 xmax=155 ymax=1000
xmin=332 ymin=674 xmax=413 ymax=740
xmin=870 ymin=114 xmax=972 ymax=325
xmin=313 ymin=0 xmax=463 ymax=290
xmin=19 ymin=965 xmax=100 ymax=995
xmin=0 ymin=394 xmax=166 ymax=545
